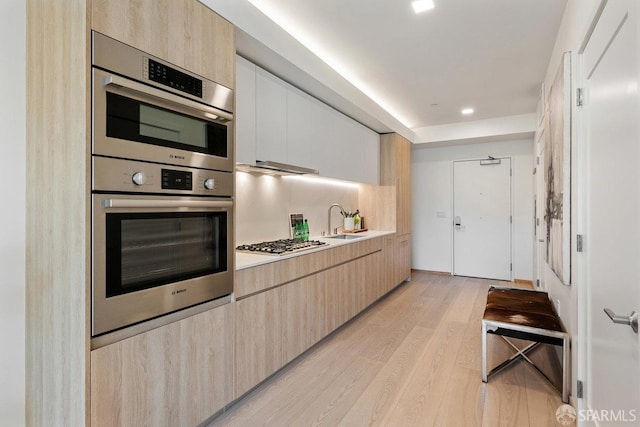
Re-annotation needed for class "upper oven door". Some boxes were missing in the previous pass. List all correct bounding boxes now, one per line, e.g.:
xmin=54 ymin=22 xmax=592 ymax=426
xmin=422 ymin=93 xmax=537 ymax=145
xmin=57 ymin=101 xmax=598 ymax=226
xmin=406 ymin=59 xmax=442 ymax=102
xmin=92 ymin=67 xmax=234 ymax=172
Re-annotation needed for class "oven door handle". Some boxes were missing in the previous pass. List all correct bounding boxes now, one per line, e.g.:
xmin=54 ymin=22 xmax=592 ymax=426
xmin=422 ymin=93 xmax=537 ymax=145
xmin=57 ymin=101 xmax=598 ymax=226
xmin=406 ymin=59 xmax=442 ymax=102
xmin=102 ymin=74 xmax=233 ymax=122
xmin=101 ymin=199 xmax=233 ymax=209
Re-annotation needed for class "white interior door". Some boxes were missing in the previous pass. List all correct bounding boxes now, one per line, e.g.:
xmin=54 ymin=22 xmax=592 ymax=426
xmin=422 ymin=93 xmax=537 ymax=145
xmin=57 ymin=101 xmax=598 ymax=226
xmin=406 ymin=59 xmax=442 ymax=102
xmin=583 ymin=0 xmax=640 ymax=421
xmin=453 ymin=158 xmax=511 ymax=281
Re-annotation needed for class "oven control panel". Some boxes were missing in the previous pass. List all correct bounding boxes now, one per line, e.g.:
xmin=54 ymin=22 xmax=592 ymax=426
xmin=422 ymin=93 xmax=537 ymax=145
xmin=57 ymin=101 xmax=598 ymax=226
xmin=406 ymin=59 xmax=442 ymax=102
xmin=161 ymin=168 xmax=192 ymax=190
xmin=92 ymin=156 xmax=233 ymax=197
xmin=146 ymin=59 xmax=203 ymax=98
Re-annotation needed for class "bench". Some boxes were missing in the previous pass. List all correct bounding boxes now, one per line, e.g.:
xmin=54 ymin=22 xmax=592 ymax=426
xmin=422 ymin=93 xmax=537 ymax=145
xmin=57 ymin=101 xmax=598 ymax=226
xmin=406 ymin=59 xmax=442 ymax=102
xmin=481 ymin=286 xmax=570 ymax=403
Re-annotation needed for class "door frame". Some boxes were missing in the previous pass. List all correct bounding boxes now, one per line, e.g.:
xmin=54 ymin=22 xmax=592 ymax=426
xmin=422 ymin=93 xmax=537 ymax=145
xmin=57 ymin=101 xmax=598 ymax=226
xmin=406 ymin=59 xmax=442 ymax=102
xmin=535 ymin=130 xmax=546 ymax=290
xmin=450 ymin=156 xmax=513 ymax=280
xmin=575 ymin=0 xmax=613 ymax=415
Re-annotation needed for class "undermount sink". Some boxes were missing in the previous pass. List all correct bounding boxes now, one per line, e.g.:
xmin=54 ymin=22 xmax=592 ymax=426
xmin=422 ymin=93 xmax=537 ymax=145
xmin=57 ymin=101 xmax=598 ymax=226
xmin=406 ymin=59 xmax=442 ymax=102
xmin=326 ymin=234 xmax=364 ymax=240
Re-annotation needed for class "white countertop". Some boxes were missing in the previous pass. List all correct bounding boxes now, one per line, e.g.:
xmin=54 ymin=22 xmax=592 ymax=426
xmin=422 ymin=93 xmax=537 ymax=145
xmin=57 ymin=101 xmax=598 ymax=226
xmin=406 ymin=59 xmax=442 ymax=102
xmin=235 ymin=230 xmax=395 ymax=270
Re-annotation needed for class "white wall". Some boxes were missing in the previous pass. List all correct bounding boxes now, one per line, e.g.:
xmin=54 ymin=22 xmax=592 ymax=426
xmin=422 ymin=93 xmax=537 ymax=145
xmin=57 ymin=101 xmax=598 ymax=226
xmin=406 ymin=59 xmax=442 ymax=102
xmin=412 ymin=138 xmax=534 ymax=281
xmin=236 ymin=172 xmax=360 ymax=244
xmin=538 ymin=0 xmax=601 ymax=334
xmin=0 ymin=0 xmax=25 ymax=425
xmin=536 ymin=0 xmax=602 ymax=404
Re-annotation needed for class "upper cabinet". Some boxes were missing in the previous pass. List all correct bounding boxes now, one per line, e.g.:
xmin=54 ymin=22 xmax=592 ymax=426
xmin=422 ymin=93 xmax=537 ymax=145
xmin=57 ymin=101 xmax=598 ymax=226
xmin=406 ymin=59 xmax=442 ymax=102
xmin=236 ymin=56 xmax=380 ymax=185
xmin=92 ymin=0 xmax=235 ymax=89
xmin=286 ymin=85 xmax=314 ymax=169
xmin=255 ymin=67 xmax=288 ymax=163
xmin=235 ymin=56 xmax=257 ymax=165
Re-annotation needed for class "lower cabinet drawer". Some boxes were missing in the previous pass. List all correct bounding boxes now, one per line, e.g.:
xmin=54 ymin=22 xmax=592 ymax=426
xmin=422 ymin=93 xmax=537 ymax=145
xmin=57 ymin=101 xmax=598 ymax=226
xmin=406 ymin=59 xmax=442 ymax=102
xmin=90 ymin=304 xmax=234 ymax=427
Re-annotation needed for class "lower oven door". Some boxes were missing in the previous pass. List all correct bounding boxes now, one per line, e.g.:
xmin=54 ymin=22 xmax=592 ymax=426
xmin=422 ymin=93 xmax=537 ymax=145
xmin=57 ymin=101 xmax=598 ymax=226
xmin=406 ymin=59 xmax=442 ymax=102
xmin=92 ymin=194 xmax=234 ymax=336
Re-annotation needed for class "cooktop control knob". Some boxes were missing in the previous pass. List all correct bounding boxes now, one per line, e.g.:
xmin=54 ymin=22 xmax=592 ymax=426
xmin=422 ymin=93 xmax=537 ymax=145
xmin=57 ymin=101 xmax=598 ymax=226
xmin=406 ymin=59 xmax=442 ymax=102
xmin=204 ymin=178 xmax=215 ymax=190
xmin=132 ymin=171 xmax=146 ymax=186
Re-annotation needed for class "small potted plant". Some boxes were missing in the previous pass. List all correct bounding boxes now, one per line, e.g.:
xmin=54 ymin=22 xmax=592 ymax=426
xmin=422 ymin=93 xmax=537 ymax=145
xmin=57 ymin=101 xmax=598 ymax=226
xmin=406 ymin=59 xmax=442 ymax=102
xmin=342 ymin=209 xmax=358 ymax=231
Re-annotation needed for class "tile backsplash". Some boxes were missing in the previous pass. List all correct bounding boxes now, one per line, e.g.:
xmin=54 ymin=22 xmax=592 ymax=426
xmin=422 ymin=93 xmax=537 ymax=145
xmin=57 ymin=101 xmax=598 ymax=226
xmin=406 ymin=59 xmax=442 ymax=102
xmin=235 ymin=171 xmax=360 ymax=244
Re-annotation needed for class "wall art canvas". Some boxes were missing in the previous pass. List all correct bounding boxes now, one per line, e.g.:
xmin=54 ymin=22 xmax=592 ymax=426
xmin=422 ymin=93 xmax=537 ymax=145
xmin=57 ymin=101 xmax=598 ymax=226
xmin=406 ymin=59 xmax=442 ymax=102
xmin=544 ymin=52 xmax=571 ymax=285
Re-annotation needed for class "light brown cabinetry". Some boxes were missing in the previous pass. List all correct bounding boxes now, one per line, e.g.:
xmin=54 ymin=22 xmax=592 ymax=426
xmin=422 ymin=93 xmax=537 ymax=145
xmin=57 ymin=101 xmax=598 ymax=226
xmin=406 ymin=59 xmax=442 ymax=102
xmin=92 ymin=0 xmax=235 ymax=88
xmin=235 ymin=236 xmax=384 ymax=298
xmin=235 ymin=287 xmax=284 ymax=397
xmin=91 ymin=303 xmax=235 ymax=427
xmin=281 ymin=275 xmax=317 ymax=364
xmin=380 ymin=133 xmax=412 ymax=235
xmin=27 ymin=1 xmax=236 ymax=425
xmin=26 ymin=1 xmax=91 ymax=425
xmin=235 ymin=238 xmax=387 ymax=398
xmin=382 ymin=234 xmax=396 ymax=293
xmin=395 ymin=234 xmax=412 ymax=284
xmin=380 ymin=133 xmax=412 ymax=283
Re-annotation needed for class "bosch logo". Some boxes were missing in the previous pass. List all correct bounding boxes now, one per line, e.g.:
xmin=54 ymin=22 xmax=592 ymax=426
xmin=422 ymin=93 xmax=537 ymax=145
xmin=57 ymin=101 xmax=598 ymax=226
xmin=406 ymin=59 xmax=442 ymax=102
xmin=170 ymin=154 xmax=186 ymax=160
xmin=172 ymin=289 xmax=187 ymax=295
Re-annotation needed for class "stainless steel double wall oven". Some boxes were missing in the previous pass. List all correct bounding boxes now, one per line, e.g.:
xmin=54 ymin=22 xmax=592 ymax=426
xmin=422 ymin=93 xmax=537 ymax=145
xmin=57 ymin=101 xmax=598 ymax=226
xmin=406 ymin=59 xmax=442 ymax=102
xmin=91 ymin=32 xmax=234 ymax=337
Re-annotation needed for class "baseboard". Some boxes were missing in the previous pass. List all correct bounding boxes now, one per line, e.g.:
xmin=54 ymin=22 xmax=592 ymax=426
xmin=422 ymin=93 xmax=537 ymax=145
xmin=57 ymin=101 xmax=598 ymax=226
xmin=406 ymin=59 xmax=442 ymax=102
xmin=411 ymin=269 xmax=451 ymax=276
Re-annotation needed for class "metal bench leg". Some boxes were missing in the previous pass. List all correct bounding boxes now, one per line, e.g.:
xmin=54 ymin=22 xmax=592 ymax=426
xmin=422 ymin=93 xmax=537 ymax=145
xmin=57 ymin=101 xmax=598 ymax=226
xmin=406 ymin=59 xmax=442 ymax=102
xmin=562 ymin=335 xmax=570 ymax=403
xmin=482 ymin=321 xmax=488 ymax=382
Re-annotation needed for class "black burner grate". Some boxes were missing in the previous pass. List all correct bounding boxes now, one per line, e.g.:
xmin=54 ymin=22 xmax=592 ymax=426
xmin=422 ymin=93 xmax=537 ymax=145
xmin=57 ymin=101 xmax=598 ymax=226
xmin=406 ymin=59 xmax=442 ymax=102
xmin=236 ymin=239 xmax=327 ymax=255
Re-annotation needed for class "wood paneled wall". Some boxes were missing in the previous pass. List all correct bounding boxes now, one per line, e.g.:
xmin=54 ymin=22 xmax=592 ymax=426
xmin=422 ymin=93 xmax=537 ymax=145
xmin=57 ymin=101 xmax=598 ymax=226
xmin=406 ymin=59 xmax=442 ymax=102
xmin=92 ymin=0 xmax=235 ymax=88
xmin=26 ymin=0 xmax=91 ymax=425
xmin=380 ymin=133 xmax=412 ymax=235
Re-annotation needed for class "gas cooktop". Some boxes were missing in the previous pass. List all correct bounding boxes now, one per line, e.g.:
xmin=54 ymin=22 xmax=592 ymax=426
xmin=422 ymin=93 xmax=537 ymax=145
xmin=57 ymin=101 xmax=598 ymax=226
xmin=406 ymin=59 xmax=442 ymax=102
xmin=236 ymin=239 xmax=327 ymax=256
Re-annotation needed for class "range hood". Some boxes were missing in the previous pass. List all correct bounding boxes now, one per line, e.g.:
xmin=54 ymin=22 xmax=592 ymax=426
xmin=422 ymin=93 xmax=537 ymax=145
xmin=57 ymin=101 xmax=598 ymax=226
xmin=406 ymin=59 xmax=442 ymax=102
xmin=236 ymin=160 xmax=319 ymax=175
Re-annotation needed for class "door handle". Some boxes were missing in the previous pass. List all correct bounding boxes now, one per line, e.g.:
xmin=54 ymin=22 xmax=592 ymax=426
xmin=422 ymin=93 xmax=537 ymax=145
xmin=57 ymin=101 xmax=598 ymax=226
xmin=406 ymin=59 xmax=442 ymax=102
xmin=102 ymin=198 xmax=233 ymax=209
xmin=103 ymin=74 xmax=233 ymax=122
xmin=604 ymin=308 xmax=638 ymax=333
xmin=454 ymin=216 xmax=461 ymax=229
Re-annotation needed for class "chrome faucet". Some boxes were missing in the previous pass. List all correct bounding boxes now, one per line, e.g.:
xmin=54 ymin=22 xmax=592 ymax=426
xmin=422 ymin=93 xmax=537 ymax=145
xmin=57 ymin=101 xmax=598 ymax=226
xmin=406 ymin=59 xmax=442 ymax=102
xmin=327 ymin=203 xmax=346 ymax=236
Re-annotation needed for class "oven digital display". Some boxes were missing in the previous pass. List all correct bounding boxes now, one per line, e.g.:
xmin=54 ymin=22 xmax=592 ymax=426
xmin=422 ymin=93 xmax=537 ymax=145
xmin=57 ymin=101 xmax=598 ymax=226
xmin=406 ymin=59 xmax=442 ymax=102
xmin=161 ymin=169 xmax=192 ymax=190
xmin=148 ymin=59 xmax=203 ymax=98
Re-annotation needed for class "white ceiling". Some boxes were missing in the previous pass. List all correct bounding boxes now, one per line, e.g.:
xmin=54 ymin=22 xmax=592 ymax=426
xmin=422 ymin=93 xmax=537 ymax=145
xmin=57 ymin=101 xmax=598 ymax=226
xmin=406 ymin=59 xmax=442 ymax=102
xmin=201 ymin=0 xmax=567 ymax=141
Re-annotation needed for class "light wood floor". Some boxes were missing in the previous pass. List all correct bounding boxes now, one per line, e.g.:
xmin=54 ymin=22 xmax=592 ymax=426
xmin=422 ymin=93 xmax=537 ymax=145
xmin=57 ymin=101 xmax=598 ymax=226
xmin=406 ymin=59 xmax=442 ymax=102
xmin=209 ymin=272 xmax=570 ymax=427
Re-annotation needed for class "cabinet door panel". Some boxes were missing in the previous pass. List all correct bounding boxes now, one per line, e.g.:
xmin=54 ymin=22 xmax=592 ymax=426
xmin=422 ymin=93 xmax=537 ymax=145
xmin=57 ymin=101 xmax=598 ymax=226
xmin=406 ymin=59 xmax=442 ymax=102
xmin=256 ymin=68 xmax=287 ymax=163
xmin=235 ymin=55 xmax=256 ymax=165
xmin=380 ymin=134 xmax=411 ymax=234
xmin=395 ymin=234 xmax=411 ymax=284
xmin=91 ymin=304 xmax=234 ymax=427
xmin=331 ymin=112 xmax=357 ymax=181
xmin=384 ymin=236 xmax=396 ymax=292
xmin=364 ymin=249 xmax=385 ymax=305
xmin=235 ymin=288 xmax=283 ymax=398
xmin=357 ymin=124 xmax=380 ymax=185
xmin=92 ymin=0 xmax=234 ymax=88
xmin=287 ymin=86 xmax=314 ymax=169
xmin=282 ymin=277 xmax=314 ymax=364
xmin=397 ymin=137 xmax=412 ymax=235
xmin=310 ymin=99 xmax=339 ymax=178
xmin=314 ymin=270 xmax=336 ymax=340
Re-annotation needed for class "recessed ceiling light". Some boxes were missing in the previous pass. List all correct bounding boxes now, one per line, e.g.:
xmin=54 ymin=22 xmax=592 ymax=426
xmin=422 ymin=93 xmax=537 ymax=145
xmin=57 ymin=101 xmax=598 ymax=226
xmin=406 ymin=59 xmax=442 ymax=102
xmin=461 ymin=108 xmax=474 ymax=115
xmin=412 ymin=0 xmax=435 ymax=14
